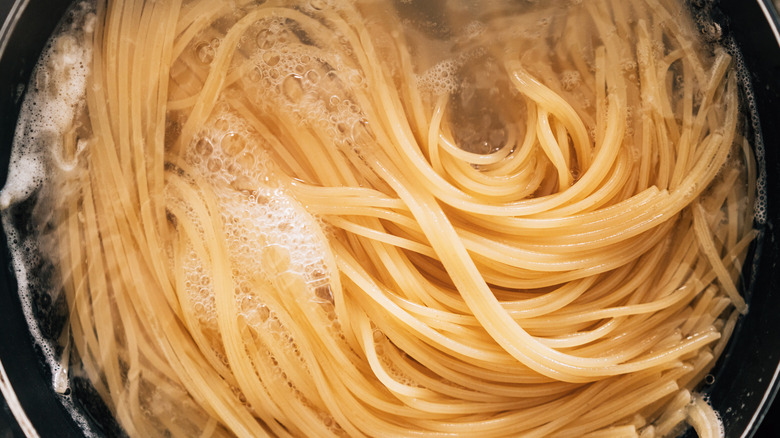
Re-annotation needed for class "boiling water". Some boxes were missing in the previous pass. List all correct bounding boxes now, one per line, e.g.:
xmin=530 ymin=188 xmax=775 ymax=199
xmin=0 ymin=0 xmax=765 ymax=436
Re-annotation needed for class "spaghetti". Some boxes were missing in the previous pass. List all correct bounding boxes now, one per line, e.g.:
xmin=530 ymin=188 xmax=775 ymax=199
xmin=1 ymin=0 xmax=756 ymax=436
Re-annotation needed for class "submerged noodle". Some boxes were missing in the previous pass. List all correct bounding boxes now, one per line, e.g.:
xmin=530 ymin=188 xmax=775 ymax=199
xmin=1 ymin=0 xmax=757 ymax=436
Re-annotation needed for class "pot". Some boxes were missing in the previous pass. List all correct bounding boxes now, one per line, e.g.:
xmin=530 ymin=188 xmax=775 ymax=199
xmin=0 ymin=0 xmax=779 ymax=436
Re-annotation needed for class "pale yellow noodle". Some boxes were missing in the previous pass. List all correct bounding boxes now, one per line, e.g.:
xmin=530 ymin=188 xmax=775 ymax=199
xmin=26 ymin=0 xmax=758 ymax=437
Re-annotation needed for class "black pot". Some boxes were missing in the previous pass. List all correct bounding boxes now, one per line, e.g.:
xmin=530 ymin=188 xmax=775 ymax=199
xmin=0 ymin=0 xmax=779 ymax=437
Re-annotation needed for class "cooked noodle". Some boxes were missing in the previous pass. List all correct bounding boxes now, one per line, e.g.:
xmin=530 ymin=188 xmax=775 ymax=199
xmin=1 ymin=0 xmax=756 ymax=436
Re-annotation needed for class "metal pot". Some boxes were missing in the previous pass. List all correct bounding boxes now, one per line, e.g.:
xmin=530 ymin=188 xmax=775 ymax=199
xmin=0 ymin=0 xmax=778 ymax=436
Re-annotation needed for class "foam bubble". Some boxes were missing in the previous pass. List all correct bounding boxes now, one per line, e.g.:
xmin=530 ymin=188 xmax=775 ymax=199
xmin=0 ymin=1 xmax=99 ymax=435
xmin=416 ymin=58 xmax=459 ymax=96
xmin=179 ymin=110 xmax=337 ymax=329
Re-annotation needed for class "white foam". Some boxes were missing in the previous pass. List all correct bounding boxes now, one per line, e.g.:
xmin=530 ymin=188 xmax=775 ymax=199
xmin=0 ymin=1 xmax=97 ymax=436
xmin=179 ymin=102 xmax=336 ymax=335
xmin=0 ymin=154 xmax=43 ymax=209
xmin=416 ymin=58 xmax=460 ymax=96
xmin=1 ymin=1 xmax=93 ymax=207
